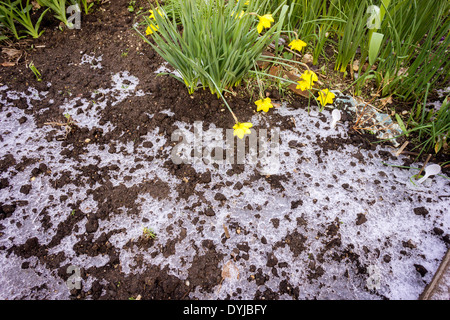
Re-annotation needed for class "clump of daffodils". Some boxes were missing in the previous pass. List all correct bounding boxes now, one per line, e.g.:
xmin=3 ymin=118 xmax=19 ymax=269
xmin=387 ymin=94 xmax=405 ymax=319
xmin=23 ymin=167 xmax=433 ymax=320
xmin=139 ymin=2 xmax=291 ymax=141
xmin=231 ymin=9 xmax=277 ymax=139
xmin=295 ymin=69 xmax=335 ymax=108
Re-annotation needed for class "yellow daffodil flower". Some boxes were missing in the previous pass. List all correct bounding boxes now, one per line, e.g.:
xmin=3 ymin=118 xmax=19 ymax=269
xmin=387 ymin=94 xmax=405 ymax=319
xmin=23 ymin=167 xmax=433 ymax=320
xmin=296 ymin=70 xmax=318 ymax=91
xmin=257 ymin=14 xmax=274 ymax=33
xmin=146 ymin=24 xmax=159 ymax=35
xmin=296 ymin=79 xmax=311 ymax=91
xmin=289 ymin=39 xmax=307 ymax=52
xmin=317 ymin=89 xmax=336 ymax=107
xmin=149 ymin=9 xmax=164 ymax=20
xmin=301 ymin=70 xmax=318 ymax=83
xmin=238 ymin=0 xmax=250 ymax=5
xmin=233 ymin=122 xmax=253 ymax=139
xmin=255 ymin=97 xmax=274 ymax=113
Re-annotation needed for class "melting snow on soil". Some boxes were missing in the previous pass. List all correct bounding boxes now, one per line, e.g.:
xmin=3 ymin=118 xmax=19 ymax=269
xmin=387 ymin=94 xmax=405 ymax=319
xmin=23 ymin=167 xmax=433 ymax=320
xmin=0 ymin=70 xmax=449 ymax=300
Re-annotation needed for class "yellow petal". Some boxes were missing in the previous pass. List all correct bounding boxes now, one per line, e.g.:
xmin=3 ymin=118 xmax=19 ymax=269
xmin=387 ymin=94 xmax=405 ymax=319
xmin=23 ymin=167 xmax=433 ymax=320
xmin=301 ymin=70 xmax=318 ymax=83
xmin=255 ymin=98 xmax=273 ymax=112
xmin=289 ymin=39 xmax=307 ymax=51
xmin=296 ymin=80 xmax=311 ymax=91
xmin=257 ymin=21 xmax=263 ymax=34
xmin=234 ymin=129 xmax=244 ymax=139
xmin=317 ymin=89 xmax=335 ymax=107
xmin=149 ymin=9 xmax=164 ymax=20
xmin=257 ymin=14 xmax=274 ymax=33
xmin=233 ymin=122 xmax=253 ymax=139
xmin=146 ymin=24 xmax=159 ymax=35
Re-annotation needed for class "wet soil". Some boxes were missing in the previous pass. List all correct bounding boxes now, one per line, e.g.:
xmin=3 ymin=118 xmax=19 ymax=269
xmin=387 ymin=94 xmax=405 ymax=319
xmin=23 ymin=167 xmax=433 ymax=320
xmin=0 ymin=0 xmax=448 ymax=300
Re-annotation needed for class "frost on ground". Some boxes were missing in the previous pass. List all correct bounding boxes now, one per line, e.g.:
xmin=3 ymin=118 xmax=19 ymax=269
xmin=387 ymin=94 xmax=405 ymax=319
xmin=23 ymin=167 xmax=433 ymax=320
xmin=0 ymin=71 xmax=449 ymax=300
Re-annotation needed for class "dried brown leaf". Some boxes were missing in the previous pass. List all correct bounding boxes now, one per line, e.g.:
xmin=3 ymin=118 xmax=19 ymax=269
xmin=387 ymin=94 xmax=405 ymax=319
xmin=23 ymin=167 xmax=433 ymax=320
xmin=1 ymin=62 xmax=16 ymax=67
xmin=222 ymin=260 xmax=239 ymax=280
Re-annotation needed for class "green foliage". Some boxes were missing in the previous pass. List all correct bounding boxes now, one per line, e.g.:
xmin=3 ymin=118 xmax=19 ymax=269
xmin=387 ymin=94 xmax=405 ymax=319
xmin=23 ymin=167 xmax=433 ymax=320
xmin=143 ymin=227 xmax=156 ymax=239
xmin=268 ymin=0 xmax=449 ymax=102
xmin=271 ymin=0 xmax=334 ymax=64
xmin=127 ymin=0 xmax=136 ymax=13
xmin=136 ymin=0 xmax=288 ymax=98
xmin=356 ymin=0 xmax=450 ymax=101
xmin=0 ymin=0 xmax=49 ymax=39
xmin=77 ymin=0 xmax=94 ymax=14
xmin=334 ymin=1 xmax=368 ymax=74
xmin=397 ymin=85 xmax=450 ymax=157
xmin=0 ymin=0 xmax=95 ymax=40
xmin=28 ymin=61 xmax=42 ymax=81
xmin=37 ymin=0 xmax=73 ymax=27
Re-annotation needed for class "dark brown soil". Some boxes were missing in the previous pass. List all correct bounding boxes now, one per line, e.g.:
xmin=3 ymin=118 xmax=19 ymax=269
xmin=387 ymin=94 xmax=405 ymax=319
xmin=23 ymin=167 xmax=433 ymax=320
xmin=0 ymin=0 xmax=448 ymax=301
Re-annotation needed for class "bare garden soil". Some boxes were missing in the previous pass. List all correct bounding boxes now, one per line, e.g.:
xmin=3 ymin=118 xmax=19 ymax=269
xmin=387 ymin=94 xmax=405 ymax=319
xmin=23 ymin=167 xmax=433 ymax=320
xmin=0 ymin=0 xmax=449 ymax=300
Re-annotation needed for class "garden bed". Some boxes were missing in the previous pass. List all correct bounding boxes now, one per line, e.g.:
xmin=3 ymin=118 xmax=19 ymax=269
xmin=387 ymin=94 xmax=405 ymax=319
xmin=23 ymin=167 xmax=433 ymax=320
xmin=0 ymin=0 xmax=449 ymax=300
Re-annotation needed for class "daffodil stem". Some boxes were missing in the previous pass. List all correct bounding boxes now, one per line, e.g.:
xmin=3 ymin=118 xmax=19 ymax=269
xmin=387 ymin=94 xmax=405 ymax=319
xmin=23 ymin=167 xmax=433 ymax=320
xmin=228 ymin=108 xmax=239 ymax=124
xmin=218 ymin=93 xmax=239 ymax=123
xmin=283 ymin=30 xmax=298 ymax=39
xmin=203 ymin=73 xmax=239 ymax=124
xmin=218 ymin=91 xmax=239 ymax=123
xmin=253 ymin=61 xmax=265 ymax=100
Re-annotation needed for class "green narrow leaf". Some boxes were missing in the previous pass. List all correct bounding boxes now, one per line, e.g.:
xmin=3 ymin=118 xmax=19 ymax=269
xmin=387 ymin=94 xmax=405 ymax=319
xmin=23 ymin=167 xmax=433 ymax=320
xmin=368 ymin=32 xmax=384 ymax=65
xmin=435 ymin=137 xmax=443 ymax=154
xmin=379 ymin=0 xmax=391 ymax=23
xmin=395 ymin=113 xmax=408 ymax=137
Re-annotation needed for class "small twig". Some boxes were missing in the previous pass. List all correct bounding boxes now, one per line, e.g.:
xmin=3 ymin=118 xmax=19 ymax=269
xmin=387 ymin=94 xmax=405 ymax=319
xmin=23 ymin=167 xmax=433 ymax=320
xmin=223 ymin=224 xmax=230 ymax=239
xmin=268 ymin=43 xmax=309 ymax=70
xmin=416 ymin=154 xmax=432 ymax=180
xmin=44 ymin=115 xmax=76 ymax=140
xmin=394 ymin=141 xmax=409 ymax=157
xmin=181 ymin=288 xmax=190 ymax=300
xmin=398 ymin=150 xmax=420 ymax=156
xmin=291 ymin=117 xmax=296 ymax=127
xmin=353 ymin=102 xmax=371 ymax=129
xmin=216 ymin=277 xmax=224 ymax=295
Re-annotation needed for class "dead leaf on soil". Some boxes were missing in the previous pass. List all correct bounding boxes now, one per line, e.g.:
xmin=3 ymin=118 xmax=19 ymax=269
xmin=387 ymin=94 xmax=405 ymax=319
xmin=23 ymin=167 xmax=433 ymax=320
xmin=268 ymin=65 xmax=281 ymax=77
xmin=1 ymin=62 xmax=16 ymax=67
xmin=1 ymin=48 xmax=23 ymax=66
xmin=2 ymin=48 xmax=21 ymax=57
xmin=379 ymin=96 xmax=393 ymax=107
xmin=31 ymin=1 xmax=41 ymax=10
xmin=285 ymin=71 xmax=313 ymax=98
xmin=352 ymin=60 xmax=360 ymax=72
xmin=301 ymin=53 xmax=313 ymax=64
xmin=272 ymin=102 xmax=281 ymax=108
xmin=221 ymin=260 xmax=239 ymax=281
xmin=256 ymin=51 xmax=274 ymax=69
